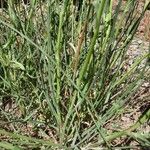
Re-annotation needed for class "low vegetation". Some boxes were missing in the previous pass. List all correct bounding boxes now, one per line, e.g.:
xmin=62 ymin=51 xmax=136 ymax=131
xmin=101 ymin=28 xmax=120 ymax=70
xmin=0 ymin=0 xmax=150 ymax=149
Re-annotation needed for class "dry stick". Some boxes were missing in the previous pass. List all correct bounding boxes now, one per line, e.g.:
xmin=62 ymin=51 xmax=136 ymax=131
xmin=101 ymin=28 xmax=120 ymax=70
xmin=72 ymin=4 xmax=92 ymax=79
xmin=72 ymin=20 xmax=88 ymax=79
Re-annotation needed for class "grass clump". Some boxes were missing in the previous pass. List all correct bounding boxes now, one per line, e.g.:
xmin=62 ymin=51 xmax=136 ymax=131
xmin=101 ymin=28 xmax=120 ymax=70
xmin=0 ymin=0 xmax=150 ymax=149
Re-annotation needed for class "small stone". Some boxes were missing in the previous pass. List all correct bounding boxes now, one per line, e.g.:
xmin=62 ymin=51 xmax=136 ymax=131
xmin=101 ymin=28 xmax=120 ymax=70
xmin=137 ymin=40 xmax=143 ymax=45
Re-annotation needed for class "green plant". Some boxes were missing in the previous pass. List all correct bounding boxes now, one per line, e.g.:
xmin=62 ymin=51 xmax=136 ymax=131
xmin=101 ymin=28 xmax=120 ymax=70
xmin=0 ymin=0 xmax=150 ymax=149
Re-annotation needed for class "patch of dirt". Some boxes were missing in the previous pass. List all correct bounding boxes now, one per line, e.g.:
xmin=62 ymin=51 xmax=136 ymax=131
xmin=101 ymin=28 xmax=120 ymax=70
xmin=137 ymin=7 xmax=150 ymax=41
